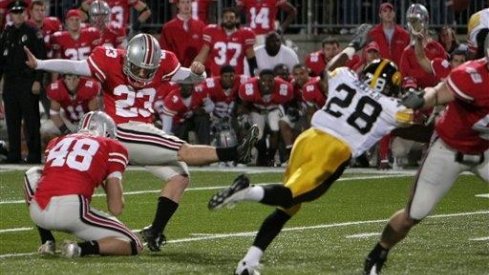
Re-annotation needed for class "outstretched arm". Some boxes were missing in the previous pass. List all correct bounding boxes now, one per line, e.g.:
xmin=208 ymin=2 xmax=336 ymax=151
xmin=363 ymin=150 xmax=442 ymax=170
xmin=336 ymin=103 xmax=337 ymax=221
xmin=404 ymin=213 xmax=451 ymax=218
xmin=171 ymin=61 xmax=207 ymax=84
xmin=413 ymin=33 xmax=433 ymax=74
xmin=24 ymin=47 xmax=92 ymax=76
xmin=327 ymin=24 xmax=372 ymax=72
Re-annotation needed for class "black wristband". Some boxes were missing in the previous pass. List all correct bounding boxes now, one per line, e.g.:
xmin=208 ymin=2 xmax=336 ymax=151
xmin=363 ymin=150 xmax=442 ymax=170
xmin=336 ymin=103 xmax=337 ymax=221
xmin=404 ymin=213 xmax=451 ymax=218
xmin=58 ymin=124 xmax=70 ymax=135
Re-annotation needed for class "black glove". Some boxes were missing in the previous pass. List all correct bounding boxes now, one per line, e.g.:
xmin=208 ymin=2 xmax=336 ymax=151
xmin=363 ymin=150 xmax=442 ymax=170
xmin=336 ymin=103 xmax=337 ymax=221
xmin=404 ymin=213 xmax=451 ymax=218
xmin=348 ymin=23 xmax=373 ymax=51
xmin=401 ymin=89 xmax=425 ymax=110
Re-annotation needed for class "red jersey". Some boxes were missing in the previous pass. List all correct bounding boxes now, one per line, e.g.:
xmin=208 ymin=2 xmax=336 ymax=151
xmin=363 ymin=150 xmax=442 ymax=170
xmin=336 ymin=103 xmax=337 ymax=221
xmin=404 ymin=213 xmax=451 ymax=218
xmin=46 ymin=78 xmax=100 ymax=124
xmin=87 ymin=46 xmax=180 ymax=124
xmin=400 ymin=41 xmax=448 ymax=88
xmin=192 ymin=0 xmax=214 ymax=24
xmin=159 ymin=16 xmax=205 ymax=67
xmin=202 ymin=24 xmax=256 ymax=76
xmin=237 ymin=0 xmax=287 ymax=35
xmin=34 ymin=133 xmax=128 ymax=209
xmin=162 ymin=86 xmax=209 ymax=124
xmin=153 ymin=81 xmax=179 ymax=117
xmin=84 ymin=0 xmax=139 ymax=29
xmin=304 ymin=50 xmax=328 ymax=77
xmin=28 ymin=17 xmax=62 ymax=57
xmin=368 ymin=24 xmax=410 ymax=66
xmin=430 ymin=58 xmax=452 ymax=80
xmin=302 ymin=77 xmax=326 ymax=109
xmin=196 ymin=75 xmax=248 ymax=117
xmin=51 ymin=27 xmax=102 ymax=60
xmin=239 ymin=77 xmax=293 ymax=110
xmin=438 ymin=59 xmax=489 ymax=154
xmin=99 ymin=26 xmax=126 ymax=48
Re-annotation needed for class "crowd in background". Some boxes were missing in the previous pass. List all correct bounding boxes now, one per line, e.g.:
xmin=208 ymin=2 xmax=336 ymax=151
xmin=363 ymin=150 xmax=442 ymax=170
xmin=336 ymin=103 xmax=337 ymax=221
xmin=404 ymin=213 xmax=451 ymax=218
xmin=0 ymin=0 xmax=488 ymax=168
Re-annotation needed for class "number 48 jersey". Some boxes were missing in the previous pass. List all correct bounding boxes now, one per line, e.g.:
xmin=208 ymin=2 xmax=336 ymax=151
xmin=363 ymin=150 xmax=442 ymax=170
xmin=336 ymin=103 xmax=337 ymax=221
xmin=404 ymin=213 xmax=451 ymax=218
xmin=311 ymin=67 xmax=412 ymax=158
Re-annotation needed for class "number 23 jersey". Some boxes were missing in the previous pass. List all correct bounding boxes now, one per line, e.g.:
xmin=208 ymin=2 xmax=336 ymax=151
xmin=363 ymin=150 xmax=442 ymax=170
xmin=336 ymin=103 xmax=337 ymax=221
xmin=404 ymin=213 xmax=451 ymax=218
xmin=311 ymin=67 xmax=411 ymax=158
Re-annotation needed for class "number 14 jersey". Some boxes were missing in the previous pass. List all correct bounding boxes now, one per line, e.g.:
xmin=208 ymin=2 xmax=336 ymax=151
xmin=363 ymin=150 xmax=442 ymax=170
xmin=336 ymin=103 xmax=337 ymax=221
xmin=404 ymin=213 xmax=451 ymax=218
xmin=311 ymin=67 xmax=412 ymax=158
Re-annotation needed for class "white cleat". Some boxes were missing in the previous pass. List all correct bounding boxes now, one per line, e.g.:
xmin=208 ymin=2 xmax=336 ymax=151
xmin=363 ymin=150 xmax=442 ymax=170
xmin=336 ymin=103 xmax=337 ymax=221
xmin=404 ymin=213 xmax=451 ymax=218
xmin=61 ymin=241 xmax=81 ymax=258
xmin=235 ymin=260 xmax=261 ymax=275
xmin=38 ymin=240 xmax=56 ymax=256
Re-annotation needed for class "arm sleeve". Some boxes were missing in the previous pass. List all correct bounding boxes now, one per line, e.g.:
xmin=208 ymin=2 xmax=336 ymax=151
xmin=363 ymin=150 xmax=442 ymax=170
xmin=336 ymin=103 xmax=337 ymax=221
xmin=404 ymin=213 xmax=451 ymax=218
xmin=36 ymin=59 xmax=92 ymax=76
xmin=161 ymin=114 xmax=174 ymax=134
xmin=171 ymin=66 xmax=207 ymax=84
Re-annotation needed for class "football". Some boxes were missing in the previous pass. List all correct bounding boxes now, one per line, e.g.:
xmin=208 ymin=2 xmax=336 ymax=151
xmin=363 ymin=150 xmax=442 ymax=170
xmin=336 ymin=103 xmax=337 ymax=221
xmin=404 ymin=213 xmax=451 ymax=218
xmin=451 ymin=0 xmax=470 ymax=12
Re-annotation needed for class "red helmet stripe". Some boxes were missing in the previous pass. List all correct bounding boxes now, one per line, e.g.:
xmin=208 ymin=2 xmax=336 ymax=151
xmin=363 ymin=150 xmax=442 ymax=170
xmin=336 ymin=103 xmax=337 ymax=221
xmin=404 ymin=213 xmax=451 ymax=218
xmin=143 ymin=34 xmax=153 ymax=66
xmin=81 ymin=112 xmax=94 ymax=129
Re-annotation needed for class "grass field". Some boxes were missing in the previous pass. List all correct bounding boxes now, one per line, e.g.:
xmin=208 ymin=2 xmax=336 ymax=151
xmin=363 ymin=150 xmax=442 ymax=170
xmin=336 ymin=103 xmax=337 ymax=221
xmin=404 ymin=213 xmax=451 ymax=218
xmin=0 ymin=167 xmax=488 ymax=274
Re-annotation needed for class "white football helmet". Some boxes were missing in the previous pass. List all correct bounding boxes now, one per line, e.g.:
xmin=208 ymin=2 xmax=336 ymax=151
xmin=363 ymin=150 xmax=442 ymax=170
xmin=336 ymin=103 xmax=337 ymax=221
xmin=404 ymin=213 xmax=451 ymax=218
xmin=123 ymin=33 xmax=162 ymax=87
xmin=78 ymin=111 xmax=116 ymax=139
xmin=406 ymin=3 xmax=429 ymax=35
xmin=89 ymin=0 xmax=110 ymax=29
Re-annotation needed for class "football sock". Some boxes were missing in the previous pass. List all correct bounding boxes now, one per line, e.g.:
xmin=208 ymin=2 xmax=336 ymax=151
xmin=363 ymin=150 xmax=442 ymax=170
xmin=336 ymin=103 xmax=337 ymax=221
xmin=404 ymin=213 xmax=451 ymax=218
xmin=242 ymin=246 xmax=263 ymax=266
xmin=368 ymin=242 xmax=390 ymax=260
xmin=260 ymin=184 xmax=294 ymax=208
xmin=37 ymin=226 xmax=55 ymax=244
xmin=253 ymin=209 xmax=291 ymax=251
xmin=244 ymin=186 xmax=265 ymax=201
xmin=79 ymin=241 xmax=99 ymax=256
xmin=216 ymin=147 xmax=237 ymax=162
xmin=151 ymin=196 xmax=179 ymax=234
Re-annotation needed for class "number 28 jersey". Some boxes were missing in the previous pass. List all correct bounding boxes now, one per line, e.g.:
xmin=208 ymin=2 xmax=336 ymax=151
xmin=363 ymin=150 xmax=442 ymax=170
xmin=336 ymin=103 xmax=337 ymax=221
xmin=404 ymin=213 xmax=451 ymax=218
xmin=311 ymin=67 xmax=412 ymax=158
xmin=34 ymin=133 xmax=128 ymax=209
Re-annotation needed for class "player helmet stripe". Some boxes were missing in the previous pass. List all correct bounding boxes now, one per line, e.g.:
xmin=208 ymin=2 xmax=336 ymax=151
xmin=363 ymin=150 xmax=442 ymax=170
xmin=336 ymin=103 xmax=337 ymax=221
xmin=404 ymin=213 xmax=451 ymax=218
xmin=124 ymin=33 xmax=161 ymax=86
xmin=360 ymin=58 xmax=402 ymax=97
xmin=78 ymin=111 xmax=117 ymax=139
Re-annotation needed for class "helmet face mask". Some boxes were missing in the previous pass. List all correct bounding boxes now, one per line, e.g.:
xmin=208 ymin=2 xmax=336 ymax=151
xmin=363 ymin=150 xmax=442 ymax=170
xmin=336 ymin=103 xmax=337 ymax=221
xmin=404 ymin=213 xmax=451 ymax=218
xmin=78 ymin=111 xmax=117 ymax=139
xmin=89 ymin=0 xmax=110 ymax=29
xmin=406 ymin=4 xmax=429 ymax=35
xmin=360 ymin=59 xmax=402 ymax=97
xmin=123 ymin=34 xmax=162 ymax=87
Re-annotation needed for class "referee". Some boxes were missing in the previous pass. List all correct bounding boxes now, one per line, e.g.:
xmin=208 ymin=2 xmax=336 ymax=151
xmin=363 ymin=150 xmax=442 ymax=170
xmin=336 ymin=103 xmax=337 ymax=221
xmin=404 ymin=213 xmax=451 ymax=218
xmin=0 ymin=0 xmax=46 ymax=163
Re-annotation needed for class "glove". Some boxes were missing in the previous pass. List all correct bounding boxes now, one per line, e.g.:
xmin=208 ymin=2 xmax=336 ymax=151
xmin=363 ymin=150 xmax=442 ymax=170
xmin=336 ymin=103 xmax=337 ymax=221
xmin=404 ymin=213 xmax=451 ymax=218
xmin=401 ymin=89 xmax=425 ymax=110
xmin=348 ymin=24 xmax=373 ymax=51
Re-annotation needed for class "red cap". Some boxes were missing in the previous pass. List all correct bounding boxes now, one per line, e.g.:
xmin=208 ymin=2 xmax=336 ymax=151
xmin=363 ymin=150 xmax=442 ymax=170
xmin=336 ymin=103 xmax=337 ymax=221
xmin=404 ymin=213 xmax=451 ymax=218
xmin=379 ymin=2 xmax=394 ymax=13
xmin=65 ymin=9 xmax=81 ymax=19
xmin=365 ymin=41 xmax=380 ymax=53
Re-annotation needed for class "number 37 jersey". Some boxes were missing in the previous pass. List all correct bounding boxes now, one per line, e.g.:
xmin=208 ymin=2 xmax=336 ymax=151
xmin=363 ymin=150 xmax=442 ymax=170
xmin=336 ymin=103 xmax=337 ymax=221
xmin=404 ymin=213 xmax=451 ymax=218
xmin=311 ymin=67 xmax=412 ymax=158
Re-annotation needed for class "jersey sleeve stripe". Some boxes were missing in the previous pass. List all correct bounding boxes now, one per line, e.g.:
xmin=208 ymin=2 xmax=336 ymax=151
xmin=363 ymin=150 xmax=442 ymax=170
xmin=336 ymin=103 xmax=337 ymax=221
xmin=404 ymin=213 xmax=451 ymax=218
xmin=161 ymin=63 xmax=181 ymax=80
xmin=108 ymin=152 xmax=128 ymax=163
xmin=108 ymin=158 xmax=128 ymax=167
xmin=447 ymin=76 xmax=474 ymax=101
xmin=88 ymin=56 xmax=107 ymax=81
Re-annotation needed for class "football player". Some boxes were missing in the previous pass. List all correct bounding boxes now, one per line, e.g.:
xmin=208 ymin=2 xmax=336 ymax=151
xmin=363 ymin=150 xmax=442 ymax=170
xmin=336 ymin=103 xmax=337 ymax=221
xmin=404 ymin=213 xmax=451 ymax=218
xmin=80 ymin=0 xmax=151 ymax=31
xmin=194 ymin=7 xmax=257 ymax=77
xmin=207 ymin=24 xmax=413 ymax=275
xmin=89 ymin=0 xmax=127 ymax=49
xmin=25 ymin=33 xmax=259 ymax=252
xmin=25 ymin=111 xmax=142 ymax=257
xmin=363 ymin=33 xmax=489 ymax=275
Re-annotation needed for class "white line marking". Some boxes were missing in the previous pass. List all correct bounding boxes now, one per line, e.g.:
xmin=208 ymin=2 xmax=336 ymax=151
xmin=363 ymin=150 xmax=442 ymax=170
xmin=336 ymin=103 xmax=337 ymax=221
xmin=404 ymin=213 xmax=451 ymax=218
xmin=0 ymin=174 xmax=411 ymax=205
xmin=469 ymin=237 xmax=489 ymax=241
xmin=345 ymin=232 xmax=380 ymax=239
xmin=0 ymin=210 xmax=487 ymax=259
xmin=475 ymin=193 xmax=489 ymax=199
xmin=0 ymin=227 xmax=32 ymax=233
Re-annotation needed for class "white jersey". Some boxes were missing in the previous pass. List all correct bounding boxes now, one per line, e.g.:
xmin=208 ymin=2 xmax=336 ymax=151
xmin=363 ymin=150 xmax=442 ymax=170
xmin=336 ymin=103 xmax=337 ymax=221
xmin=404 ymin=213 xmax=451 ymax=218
xmin=254 ymin=44 xmax=299 ymax=72
xmin=311 ymin=67 xmax=410 ymax=158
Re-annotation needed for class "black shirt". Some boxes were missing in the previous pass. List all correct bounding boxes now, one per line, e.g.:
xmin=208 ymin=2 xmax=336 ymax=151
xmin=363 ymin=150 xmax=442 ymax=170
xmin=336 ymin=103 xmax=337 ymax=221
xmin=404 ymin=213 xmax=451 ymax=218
xmin=0 ymin=22 xmax=45 ymax=81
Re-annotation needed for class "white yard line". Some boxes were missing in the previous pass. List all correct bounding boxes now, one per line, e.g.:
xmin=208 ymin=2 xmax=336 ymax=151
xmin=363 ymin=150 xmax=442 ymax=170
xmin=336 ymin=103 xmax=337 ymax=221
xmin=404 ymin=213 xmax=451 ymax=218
xmin=0 ymin=210 xmax=487 ymax=259
xmin=469 ymin=237 xmax=489 ymax=241
xmin=475 ymin=193 xmax=489 ymax=199
xmin=345 ymin=232 xmax=380 ymax=239
xmin=0 ymin=227 xmax=32 ymax=234
xmin=0 ymin=174 xmax=412 ymax=205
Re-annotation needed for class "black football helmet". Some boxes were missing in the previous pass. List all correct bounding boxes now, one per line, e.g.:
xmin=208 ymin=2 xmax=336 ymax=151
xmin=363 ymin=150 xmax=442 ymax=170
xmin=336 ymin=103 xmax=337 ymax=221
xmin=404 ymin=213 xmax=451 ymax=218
xmin=360 ymin=59 xmax=402 ymax=97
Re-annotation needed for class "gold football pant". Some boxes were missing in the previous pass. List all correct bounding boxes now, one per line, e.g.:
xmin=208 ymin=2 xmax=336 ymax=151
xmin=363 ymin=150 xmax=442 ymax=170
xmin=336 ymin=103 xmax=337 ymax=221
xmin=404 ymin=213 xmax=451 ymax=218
xmin=281 ymin=128 xmax=351 ymax=214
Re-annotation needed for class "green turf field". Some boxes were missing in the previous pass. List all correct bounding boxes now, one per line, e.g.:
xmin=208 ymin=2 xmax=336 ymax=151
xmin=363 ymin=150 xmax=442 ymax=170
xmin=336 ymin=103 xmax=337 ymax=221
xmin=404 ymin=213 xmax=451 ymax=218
xmin=0 ymin=168 xmax=488 ymax=274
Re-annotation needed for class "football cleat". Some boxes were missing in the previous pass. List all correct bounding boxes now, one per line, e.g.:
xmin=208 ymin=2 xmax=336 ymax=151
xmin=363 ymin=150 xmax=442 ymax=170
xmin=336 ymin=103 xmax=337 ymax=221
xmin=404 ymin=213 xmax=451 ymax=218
xmin=38 ymin=240 xmax=56 ymax=256
xmin=363 ymin=256 xmax=386 ymax=275
xmin=208 ymin=174 xmax=250 ymax=210
xmin=236 ymin=124 xmax=259 ymax=164
xmin=235 ymin=260 xmax=261 ymax=275
xmin=140 ymin=226 xmax=166 ymax=252
xmin=61 ymin=241 xmax=81 ymax=258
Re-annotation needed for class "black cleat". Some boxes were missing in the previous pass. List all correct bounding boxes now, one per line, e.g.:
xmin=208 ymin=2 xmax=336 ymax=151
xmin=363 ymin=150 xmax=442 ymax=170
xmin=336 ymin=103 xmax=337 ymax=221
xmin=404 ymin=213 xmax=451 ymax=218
xmin=140 ymin=226 xmax=166 ymax=252
xmin=363 ymin=256 xmax=386 ymax=275
xmin=208 ymin=174 xmax=250 ymax=210
xmin=236 ymin=124 xmax=259 ymax=164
